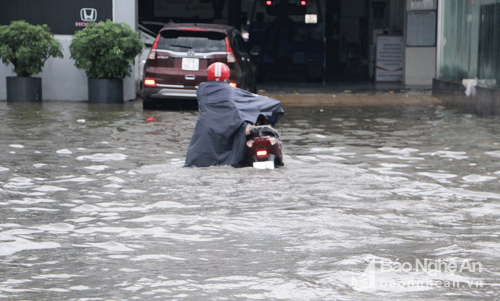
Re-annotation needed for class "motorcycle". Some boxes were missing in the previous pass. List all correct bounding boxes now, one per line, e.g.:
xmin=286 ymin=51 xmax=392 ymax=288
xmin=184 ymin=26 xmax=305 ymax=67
xmin=244 ymin=115 xmax=284 ymax=169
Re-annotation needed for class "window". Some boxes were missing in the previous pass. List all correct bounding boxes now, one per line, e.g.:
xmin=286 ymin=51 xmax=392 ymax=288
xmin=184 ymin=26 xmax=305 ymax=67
xmin=233 ymin=32 xmax=247 ymax=52
xmin=158 ymin=30 xmax=226 ymax=53
xmin=439 ymin=0 xmax=500 ymax=86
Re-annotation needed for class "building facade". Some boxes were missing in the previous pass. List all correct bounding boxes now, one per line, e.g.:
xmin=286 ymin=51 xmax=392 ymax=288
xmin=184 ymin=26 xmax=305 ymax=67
xmin=434 ymin=0 xmax=500 ymax=115
xmin=3 ymin=0 xmax=498 ymax=112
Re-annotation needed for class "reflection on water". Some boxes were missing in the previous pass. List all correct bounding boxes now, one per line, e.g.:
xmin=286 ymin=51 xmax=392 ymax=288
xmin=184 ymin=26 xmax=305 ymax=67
xmin=0 ymin=101 xmax=499 ymax=300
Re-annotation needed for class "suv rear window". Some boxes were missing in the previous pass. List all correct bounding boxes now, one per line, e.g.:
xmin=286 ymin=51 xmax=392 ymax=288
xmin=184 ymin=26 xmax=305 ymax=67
xmin=158 ymin=30 xmax=226 ymax=53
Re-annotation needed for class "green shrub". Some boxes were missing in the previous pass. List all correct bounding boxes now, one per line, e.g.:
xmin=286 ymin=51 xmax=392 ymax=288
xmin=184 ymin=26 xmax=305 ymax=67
xmin=0 ymin=20 xmax=63 ymax=77
xmin=69 ymin=20 xmax=144 ymax=79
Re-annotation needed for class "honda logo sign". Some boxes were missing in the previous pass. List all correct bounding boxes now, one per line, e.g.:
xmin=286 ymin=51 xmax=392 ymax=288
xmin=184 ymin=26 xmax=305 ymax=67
xmin=80 ymin=8 xmax=97 ymax=22
xmin=0 ymin=1 xmax=112 ymax=35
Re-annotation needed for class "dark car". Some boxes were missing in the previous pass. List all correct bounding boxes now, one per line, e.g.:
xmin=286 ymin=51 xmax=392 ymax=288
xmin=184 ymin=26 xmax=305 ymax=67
xmin=142 ymin=23 xmax=257 ymax=109
xmin=247 ymin=0 xmax=324 ymax=81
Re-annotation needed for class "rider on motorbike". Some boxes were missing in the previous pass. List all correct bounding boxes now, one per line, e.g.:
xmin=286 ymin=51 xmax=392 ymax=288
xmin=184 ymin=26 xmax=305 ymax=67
xmin=184 ymin=62 xmax=283 ymax=167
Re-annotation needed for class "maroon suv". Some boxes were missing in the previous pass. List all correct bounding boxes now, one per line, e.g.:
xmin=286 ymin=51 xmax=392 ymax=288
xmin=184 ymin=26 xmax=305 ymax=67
xmin=142 ymin=23 xmax=257 ymax=109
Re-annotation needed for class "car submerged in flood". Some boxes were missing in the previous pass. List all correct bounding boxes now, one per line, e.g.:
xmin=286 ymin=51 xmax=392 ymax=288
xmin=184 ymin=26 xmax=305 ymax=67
xmin=141 ymin=23 xmax=257 ymax=109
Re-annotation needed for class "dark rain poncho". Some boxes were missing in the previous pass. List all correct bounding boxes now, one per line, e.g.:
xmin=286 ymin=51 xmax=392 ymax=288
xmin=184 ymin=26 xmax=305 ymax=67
xmin=184 ymin=81 xmax=284 ymax=167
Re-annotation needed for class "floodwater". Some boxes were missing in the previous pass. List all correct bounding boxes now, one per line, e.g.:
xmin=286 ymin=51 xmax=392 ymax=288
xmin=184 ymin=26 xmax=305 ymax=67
xmin=0 ymin=100 xmax=499 ymax=300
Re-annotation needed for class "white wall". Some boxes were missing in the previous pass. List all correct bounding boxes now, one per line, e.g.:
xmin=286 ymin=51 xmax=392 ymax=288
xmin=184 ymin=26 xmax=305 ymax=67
xmin=114 ymin=0 xmax=137 ymax=101
xmin=405 ymin=47 xmax=436 ymax=85
xmin=0 ymin=0 xmax=139 ymax=101
xmin=39 ymin=36 xmax=88 ymax=101
xmin=404 ymin=0 xmax=437 ymax=85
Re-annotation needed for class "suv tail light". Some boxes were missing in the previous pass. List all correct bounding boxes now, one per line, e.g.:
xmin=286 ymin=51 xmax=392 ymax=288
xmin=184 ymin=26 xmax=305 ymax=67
xmin=144 ymin=79 xmax=156 ymax=87
xmin=225 ymin=38 xmax=237 ymax=63
xmin=147 ymin=35 xmax=161 ymax=60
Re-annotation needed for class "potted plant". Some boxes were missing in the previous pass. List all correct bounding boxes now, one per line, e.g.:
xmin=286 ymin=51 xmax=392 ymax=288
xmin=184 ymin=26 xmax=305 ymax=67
xmin=69 ymin=20 xmax=144 ymax=104
xmin=0 ymin=20 xmax=63 ymax=102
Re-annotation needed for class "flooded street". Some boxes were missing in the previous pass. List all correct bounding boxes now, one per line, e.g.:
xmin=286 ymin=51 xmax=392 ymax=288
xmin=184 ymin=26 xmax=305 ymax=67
xmin=1 ymin=100 xmax=499 ymax=300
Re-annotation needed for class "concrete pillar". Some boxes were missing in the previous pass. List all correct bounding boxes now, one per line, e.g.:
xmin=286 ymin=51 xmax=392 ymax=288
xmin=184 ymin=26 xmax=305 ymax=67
xmin=404 ymin=0 xmax=437 ymax=85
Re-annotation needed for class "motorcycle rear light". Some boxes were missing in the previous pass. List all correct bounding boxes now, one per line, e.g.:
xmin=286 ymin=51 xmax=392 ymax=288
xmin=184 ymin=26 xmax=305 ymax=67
xmin=300 ymin=0 xmax=306 ymax=5
xmin=225 ymin=38 xmax=237 ymax=63
xmin=144 ymin=79 xmax=156 ymax=87
xmin=256 ymin=150 xmax=268 ymax=157
xmin=229 ymin=82 xmax=237 ymax=88
xmin=266 ymin=0 xmax=272 ymax=5
xmin=246 ymin=140 xmax=254 ymax=147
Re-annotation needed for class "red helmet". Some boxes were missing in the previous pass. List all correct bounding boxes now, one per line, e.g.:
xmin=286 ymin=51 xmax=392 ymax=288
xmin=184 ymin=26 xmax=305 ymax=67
xmin=207 ymin=62 xmax=230 ymax=82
